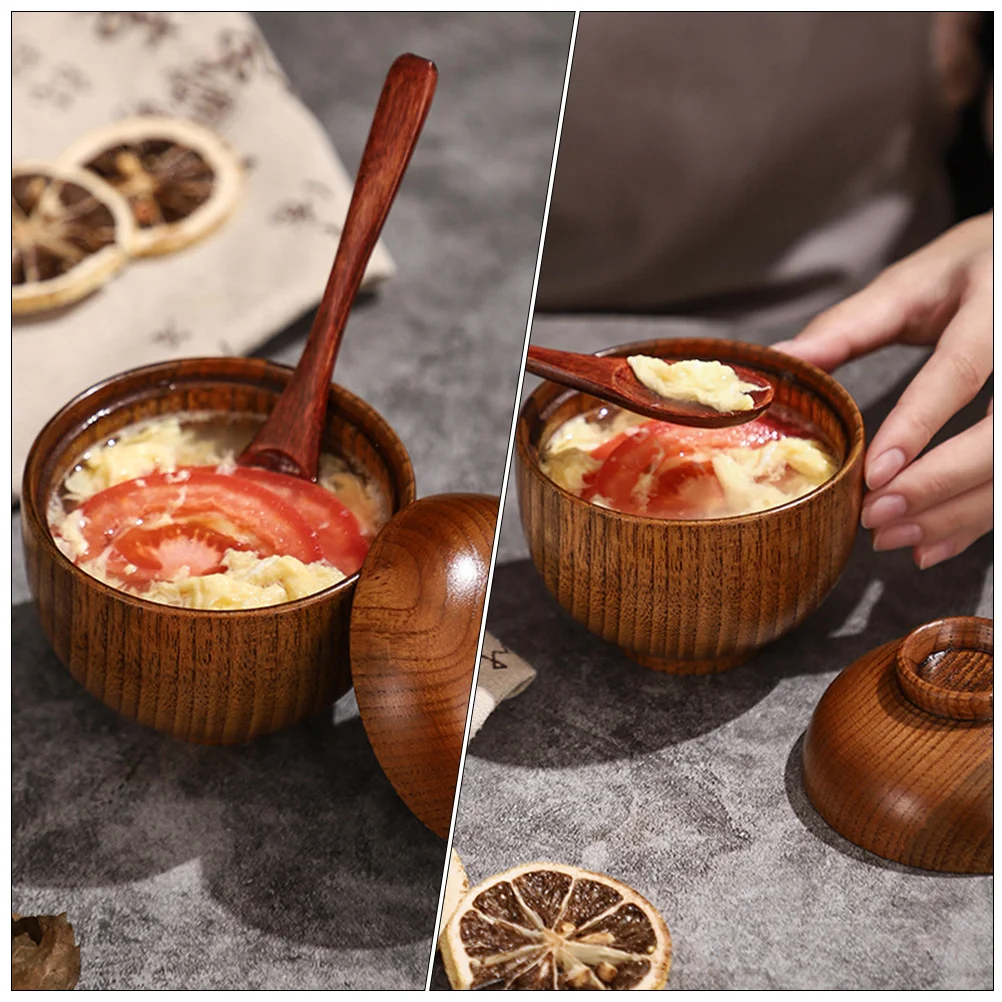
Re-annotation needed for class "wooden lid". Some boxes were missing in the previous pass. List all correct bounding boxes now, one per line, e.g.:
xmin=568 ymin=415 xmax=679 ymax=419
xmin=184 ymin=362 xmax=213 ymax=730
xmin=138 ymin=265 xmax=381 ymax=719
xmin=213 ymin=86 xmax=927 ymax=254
xmin=350 ymin=493 xmax=499 ymax=838
xmin=802 ymin=617 xmax=993 ymax=874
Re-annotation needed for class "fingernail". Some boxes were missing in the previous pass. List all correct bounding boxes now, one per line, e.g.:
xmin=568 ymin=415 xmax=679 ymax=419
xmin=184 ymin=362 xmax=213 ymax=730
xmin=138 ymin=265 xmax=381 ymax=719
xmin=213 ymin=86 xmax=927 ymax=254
xmin=917 ymin=540 xmax=956 ymax=570
xmin=873 ymin=522 xmax=923 ymax=551
xmin=860 ymin=494 xmax=907 ymax=529
xmin=866 ymin=448 xmax=906 ymax=490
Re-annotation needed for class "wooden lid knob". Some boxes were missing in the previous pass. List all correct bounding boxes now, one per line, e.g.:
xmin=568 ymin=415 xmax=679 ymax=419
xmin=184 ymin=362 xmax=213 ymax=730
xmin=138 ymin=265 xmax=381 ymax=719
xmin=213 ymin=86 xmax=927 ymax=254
xmin=895 ymin=617 xmax=993 ymax=722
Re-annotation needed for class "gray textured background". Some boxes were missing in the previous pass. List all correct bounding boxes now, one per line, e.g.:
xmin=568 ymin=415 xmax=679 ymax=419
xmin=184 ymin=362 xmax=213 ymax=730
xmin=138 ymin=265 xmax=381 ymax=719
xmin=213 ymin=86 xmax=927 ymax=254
xmin=443 ymin=315 xmax=994 ymax=991
xmin=11 ymin=12 xmax=573 ymax=990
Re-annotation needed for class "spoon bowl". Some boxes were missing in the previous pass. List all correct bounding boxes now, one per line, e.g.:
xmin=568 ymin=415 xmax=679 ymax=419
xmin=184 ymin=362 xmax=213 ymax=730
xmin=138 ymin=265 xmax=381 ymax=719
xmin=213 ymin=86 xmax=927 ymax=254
xmin=525 ymin=344 xmax=775 ymax=427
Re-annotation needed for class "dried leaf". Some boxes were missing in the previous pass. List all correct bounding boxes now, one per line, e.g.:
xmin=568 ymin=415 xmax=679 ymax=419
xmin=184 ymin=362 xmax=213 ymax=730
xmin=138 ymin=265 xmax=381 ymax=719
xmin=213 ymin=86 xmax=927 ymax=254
xmin=11 ymin=913 xmax=80 ymax=990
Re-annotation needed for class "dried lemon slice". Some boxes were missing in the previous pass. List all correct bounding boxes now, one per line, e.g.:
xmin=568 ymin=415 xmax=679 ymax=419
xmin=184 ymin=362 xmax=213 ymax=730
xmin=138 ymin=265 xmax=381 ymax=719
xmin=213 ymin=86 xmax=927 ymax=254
xmin=12 ymin=162 xmax=135 ymax=316
xmin=440 ymin=862 xmax=672 ymax=990
xmin=440 ymin=849 xmax=471 ymax=942
xmin=60 ymin=117 xmax=242 ymax=257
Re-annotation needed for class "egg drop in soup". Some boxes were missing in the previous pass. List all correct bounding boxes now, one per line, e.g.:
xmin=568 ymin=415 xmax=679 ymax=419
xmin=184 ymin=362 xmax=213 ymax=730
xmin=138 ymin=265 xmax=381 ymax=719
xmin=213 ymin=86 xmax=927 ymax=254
xmin=540 ymin=399 xmax=838 ymax=520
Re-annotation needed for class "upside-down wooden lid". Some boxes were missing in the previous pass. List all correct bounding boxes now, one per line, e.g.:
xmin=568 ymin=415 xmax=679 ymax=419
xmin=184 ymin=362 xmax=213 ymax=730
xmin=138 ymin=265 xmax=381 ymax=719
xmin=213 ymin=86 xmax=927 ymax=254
xmin=350 ymin=493 xmax=499 ymax=838
xmin=802 ymin=616 xmax=993 ymax=874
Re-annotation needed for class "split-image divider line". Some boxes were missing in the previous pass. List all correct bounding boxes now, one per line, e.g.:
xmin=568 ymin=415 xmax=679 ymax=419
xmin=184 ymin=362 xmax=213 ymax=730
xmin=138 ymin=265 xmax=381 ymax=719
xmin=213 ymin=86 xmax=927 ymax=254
xmin=421 ymin=11 xmax=581 ymax=989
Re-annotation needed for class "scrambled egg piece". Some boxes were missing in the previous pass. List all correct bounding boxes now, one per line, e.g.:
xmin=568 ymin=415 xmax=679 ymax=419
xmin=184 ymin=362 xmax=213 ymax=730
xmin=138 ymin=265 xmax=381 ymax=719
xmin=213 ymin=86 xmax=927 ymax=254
xmin=142 ymin=550 xmax=345 ymax=610
xmin=540 ymin=448 xmax=602 ymax=494
xmin=627 ymin=356 xmax=760 ymax=412
xmin=63 ymin=417 xmax=224 ymax=500
xmin=710 ymin=439 xmax=837 ymax=514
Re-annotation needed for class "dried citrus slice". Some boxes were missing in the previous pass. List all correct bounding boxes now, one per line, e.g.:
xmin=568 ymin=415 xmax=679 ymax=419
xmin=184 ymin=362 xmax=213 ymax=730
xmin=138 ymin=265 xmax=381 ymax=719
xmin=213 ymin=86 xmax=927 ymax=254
xmin=440 ymin=862 xmax=672 ymax=990
xmin=440 ymin=849 xmax=471 ymax=942
xmin=60 ymin=117 xmax=242 ymax=256
xmin=12 ymin=162 xmax=134 ymax=316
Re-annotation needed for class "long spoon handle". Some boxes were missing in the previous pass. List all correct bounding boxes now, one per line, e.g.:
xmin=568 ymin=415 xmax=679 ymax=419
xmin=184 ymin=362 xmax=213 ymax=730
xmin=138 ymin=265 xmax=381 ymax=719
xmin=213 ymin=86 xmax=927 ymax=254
xmin=240 ymin=53 xmax=438 ymax=478
xmin=525 ymin=345 xmax=620 ymax=399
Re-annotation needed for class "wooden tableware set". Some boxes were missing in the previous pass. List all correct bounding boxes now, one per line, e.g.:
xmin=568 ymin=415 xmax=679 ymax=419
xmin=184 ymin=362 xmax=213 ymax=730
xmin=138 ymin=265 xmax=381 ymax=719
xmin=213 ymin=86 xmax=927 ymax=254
xmin=21 ymin=54 xmax=492 ymax=840
xmin=516 ymin=335 xmax=992 ymax=875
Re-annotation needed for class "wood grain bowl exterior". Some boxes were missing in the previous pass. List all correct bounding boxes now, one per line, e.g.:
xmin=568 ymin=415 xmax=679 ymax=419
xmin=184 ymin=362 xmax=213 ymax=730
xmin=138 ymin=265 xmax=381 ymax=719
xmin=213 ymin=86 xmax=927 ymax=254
xmin=351 ymin=493 xmax=499 ymax=838
xmin=802 ymin=617 xmax=992 ymax=874
xmin=516 ymin=337 xmax=865 ymax=674
xmin=21 ymin=358 xmax=416 ymax=744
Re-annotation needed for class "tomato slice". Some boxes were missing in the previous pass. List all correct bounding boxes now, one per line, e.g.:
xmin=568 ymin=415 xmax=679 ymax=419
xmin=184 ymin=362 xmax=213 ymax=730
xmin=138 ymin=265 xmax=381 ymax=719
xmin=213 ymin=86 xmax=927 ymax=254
xmin=107 ymin=523 xmax=252 ymax=585
xmin=584 ymin=423 xmax=725 ymax=518
xmin=77 ymin=468 xmax=325 ymax=574
xmin=231 ymin=467 xmax=370 ymax=575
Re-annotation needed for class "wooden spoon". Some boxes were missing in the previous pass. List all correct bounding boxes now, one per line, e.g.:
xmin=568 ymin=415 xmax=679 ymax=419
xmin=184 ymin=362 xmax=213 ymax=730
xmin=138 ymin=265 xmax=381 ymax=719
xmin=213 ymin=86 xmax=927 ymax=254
xmin=239 ymin=53 xmax=438 ymax=478
xmin=525 ymin=344 xmax=775 ymax=428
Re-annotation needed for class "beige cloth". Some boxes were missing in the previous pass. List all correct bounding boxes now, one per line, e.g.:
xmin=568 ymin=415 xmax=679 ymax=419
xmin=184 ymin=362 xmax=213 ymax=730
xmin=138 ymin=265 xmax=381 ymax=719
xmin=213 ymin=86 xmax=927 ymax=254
xmin=469 ymin=631 xmax=537 ymax=740
xmin=539 ymin=12 xmax=966 ymax=323
xmin=12 ymin=11 xmax=394 ymax=497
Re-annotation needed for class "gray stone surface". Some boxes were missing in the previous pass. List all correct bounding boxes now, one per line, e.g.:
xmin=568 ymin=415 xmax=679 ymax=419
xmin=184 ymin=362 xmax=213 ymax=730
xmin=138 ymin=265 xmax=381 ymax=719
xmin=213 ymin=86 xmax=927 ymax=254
xmin=444 ymin=315 xmax=994 ymax=990
xmin=11 ymin=12 xmax=573 ymax=991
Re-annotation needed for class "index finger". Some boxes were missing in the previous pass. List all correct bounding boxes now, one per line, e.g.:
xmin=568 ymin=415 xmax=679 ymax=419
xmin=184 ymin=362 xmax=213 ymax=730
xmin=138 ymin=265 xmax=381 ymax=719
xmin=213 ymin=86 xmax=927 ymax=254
xmin=773 ymin=274 xmax=913 ymax=371
xmin=865 ymin=294 xmax=992 ymax=488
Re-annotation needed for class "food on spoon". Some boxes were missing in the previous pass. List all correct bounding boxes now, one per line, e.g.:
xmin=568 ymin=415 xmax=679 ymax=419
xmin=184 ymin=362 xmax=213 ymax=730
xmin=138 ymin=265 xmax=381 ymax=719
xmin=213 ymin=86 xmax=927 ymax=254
xmin=11 ymin=163 xmax=135 ymax=316
xmin=49 ymin=414 xmax=385 ymax=610
xmin=60 ymin=117 xmax=242 ymax=256
xmin=439 ymin=862 xmax=672 ymax=990
xmin=541 ymin=403 xmax=837 ymax=519
xmin=627 ymin=356 xmax=761 ymax=413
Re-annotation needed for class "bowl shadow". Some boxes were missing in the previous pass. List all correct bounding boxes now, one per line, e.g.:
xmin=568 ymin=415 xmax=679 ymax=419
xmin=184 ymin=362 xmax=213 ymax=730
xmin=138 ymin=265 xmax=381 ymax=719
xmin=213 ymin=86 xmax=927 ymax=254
xmin=469 ymin=560 xmax=780 ymax=769
xmin=11 ymin=600 xmax=443 ymax=950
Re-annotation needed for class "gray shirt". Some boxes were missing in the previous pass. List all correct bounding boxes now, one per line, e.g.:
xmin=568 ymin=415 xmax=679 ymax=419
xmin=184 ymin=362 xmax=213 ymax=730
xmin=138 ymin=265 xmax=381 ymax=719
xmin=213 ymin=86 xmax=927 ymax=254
xmin=539 ymin=13 xmax=965 ymax=325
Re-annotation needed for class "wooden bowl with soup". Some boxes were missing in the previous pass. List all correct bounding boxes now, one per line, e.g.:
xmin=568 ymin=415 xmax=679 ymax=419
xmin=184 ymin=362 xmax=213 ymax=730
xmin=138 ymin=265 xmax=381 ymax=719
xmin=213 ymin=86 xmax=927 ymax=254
xmin=21 ymin=357 xmax=415 ymax=743
xmin=515 ymin=337 xmax=865 ymax=674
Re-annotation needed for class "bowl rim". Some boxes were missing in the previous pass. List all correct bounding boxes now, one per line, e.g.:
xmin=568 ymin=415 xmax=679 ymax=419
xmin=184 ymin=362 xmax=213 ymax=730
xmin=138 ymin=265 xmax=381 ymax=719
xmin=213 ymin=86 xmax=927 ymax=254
xmin=516 ymin=335 xmax=865 ymax=528
xmin=21 ymin=356 xmax=417 ymax=618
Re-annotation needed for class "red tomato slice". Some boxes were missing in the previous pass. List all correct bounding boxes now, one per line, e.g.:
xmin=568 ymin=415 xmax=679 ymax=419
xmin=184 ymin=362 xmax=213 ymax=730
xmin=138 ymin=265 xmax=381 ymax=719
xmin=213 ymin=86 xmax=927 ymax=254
xmin=644 ymin=458 xmax=725 ymax=519
xmin=584 ymin=424 xmax=725 ymax=518
xmin=582 ymin=424 xmax=663 ymax=513
xmin=590 ymin=426 xmax=646 ymax=461
xmin=231 ymin=467 xmax=370 ymax=575
xmin=77 ymin=468 xmax=324 ymax=573
xmin=108 ymin=523 xmax=252 ymax=585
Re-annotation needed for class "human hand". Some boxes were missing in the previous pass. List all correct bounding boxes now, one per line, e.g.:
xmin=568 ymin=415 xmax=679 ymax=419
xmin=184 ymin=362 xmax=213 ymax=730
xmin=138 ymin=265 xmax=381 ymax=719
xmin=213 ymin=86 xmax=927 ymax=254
xmin=773 ymin=212 xmax=993 ymax=569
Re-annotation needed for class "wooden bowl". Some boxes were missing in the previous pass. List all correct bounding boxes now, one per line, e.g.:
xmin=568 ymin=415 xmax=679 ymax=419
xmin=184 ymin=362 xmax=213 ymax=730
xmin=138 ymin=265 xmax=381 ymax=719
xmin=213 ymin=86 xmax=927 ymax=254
xmin=515 ymin=337 xmax=865 ymax=674
xmin=802 ymin=617 xmax=992 ymax=873
xmin=350 ymin=493 xmax=498 ymax=838
xmin=20 ymin=357 xmax=416 ymax=744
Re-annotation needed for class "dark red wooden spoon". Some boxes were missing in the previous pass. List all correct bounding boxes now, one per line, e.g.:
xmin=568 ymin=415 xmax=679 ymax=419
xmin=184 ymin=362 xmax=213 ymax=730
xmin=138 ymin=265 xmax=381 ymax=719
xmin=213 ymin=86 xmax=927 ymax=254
xmin=525 ymin=345 xmax=775 ymax=428
xmin=239 ymin=53 xmax=438 ymax=479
